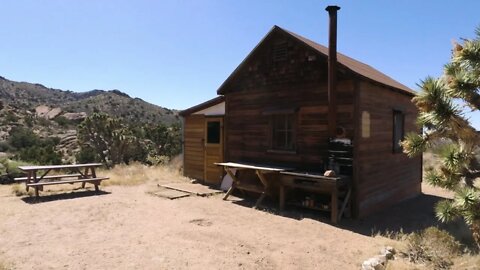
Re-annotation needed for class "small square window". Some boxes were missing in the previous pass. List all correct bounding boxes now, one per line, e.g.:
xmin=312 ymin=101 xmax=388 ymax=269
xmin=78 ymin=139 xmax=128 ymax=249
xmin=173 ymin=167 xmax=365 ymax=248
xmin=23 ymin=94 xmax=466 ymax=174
xmin=393 ymin=110 xmax=405 ymax=153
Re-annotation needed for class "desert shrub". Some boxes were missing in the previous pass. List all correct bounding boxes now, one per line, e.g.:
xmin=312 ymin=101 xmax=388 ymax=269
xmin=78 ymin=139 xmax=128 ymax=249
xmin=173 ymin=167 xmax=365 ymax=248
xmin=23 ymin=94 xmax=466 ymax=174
xmin=77 ymin=113 xmax=181 ymax=167
xmin=75 ymin=145 xmax=101 ymax=164
xmin=8 ymin=127 xmax=39 ymax=149
xmin=146 ymin=155 xmax=170 ymax=166
xmin=24 ymin=115 xmax=34 ymax=127
xmin=0 ymin=159 xmax=29 ymax=179
xmin=8 ymin=127 xmax=62 ymax=164
xmin=17 ymin=146 xmax=62 ymax=165
xmin=406 ymin=227 xmax=462 ymax=269
xmin=53 ymin=116 xmax=72 ymax=127
xmin=36 ymin=117 xmax=50 ymax=127
xmin=4 ymin=111 xmax=18 ymax=123
xmin=0 ymin=141 xmax=12 ymax=152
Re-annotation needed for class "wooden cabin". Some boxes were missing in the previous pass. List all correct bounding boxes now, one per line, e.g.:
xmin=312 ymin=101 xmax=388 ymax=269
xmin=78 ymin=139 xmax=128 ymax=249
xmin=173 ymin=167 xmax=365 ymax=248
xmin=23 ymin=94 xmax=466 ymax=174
xmin=180 ymin=96 xmax=225 ymax=185
xmin=181 ymin=14 xmax=421 ymax=218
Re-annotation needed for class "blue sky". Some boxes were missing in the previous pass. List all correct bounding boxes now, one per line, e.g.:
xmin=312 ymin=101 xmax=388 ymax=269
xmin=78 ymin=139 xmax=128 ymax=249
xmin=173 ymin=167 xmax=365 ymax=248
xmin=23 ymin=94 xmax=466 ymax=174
xmin=1 ymin=1 xmax=479 ymax=120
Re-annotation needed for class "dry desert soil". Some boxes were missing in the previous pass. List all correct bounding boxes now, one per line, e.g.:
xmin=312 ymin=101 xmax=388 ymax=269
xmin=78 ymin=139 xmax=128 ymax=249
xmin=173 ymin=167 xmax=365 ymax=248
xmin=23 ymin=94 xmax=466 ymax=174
xmin=0 ymin=175 xmax=462 ymax=270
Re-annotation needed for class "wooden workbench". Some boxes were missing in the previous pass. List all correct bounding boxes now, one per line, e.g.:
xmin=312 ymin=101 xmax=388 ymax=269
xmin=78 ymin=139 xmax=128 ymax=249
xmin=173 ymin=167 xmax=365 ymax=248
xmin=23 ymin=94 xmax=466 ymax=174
xmin=215 ymin=162 xmax=292 ymax=208
xmin=279 ymin=171 xmax=351 ymax=224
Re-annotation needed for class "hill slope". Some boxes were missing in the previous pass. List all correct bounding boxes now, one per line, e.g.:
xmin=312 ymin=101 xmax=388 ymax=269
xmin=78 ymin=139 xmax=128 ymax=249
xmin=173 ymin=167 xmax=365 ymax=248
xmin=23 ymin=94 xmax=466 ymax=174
xmin=0 ymin=76 xmax=179 ymax=125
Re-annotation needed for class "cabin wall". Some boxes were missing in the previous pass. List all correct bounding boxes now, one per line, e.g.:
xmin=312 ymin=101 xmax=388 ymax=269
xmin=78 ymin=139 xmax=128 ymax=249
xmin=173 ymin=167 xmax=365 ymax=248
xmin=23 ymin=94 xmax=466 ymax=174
xmin=222 ymin=31 xmax=355 ymax=169
xmin=183 ymin=114 xmax=205 ymax=180
xmin=355 ymin=81 xmax=421 ymax=217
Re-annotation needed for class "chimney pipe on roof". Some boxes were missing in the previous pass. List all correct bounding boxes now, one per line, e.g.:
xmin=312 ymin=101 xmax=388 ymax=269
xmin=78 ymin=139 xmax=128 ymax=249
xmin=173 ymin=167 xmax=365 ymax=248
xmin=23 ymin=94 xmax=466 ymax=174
xmin=326 ymin=5 xmax=340 ymax=139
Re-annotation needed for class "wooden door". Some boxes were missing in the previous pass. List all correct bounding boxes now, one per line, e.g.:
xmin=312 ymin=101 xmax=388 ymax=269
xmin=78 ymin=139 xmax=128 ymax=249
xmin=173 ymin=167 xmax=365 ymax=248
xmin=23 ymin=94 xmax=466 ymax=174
xmin=204 ymin=117 xmax=224 ymax=185
xmin=183 ymin=115 xmax=205 ymax=180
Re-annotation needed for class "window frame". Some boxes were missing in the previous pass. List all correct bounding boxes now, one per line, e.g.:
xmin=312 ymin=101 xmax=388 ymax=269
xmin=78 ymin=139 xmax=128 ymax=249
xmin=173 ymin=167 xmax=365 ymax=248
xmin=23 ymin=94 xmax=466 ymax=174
xmin=392 ymin=110 xmax=405 ymax=153
xmin=268 ymin=113 xmax=297 ymax=153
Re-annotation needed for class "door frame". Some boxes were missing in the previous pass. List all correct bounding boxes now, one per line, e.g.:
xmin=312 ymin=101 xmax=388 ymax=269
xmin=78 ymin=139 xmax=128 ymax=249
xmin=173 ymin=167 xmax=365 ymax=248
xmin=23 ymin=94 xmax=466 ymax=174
xmin=203 ymin=116 xmax=224 ymax=184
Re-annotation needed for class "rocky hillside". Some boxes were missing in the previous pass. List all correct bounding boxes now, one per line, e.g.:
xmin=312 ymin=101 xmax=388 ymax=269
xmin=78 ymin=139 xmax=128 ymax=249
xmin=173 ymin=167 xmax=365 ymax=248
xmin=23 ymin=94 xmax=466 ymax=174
xmin=0 ymin=76 xmax=179 ymax=125
xmin=0 ymin=76 xmax=180 ymax=164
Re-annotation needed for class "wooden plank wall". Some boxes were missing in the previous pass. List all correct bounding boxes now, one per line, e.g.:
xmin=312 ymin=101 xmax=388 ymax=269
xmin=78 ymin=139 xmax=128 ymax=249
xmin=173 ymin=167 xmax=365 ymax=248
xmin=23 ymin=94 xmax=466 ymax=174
xmin=222 ymin=31 xmax=355 ymax=170
xmin=183 ymin=115 xmax=205 ymax=180
xmin=355 ymin=81 xmax=422 ymax=217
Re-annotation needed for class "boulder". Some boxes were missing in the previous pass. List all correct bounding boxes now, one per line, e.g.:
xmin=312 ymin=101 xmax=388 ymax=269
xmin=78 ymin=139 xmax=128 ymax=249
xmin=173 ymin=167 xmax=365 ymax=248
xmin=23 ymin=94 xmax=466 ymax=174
xmin=35 ymin=105 xmax=50 ymax=118
xmin=63 ymin=112 xmax=87 ymax=121
xmin=46 ymin=107 xmax=62 ymax=119
xmin=35 ymin=105 xmax=62 ymax=119
xmin=380 ymin=246 xmax=395 ymax=260
xmin=362 ymin=255 xmax=387 ymax=270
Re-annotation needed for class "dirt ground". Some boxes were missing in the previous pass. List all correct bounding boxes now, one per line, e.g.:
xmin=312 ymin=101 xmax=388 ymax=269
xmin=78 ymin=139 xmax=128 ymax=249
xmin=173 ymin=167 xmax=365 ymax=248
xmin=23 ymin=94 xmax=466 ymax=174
xmin=0 ymin=178 xmax=465 ymax=270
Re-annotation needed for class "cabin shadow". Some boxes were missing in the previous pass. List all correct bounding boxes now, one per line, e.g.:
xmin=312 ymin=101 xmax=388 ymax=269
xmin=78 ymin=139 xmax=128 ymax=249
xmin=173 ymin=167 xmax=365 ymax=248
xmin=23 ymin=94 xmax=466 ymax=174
xmin=21 ymin=190 xmax=110 ymax=204
xmin=230 ymin=191 xmax=472 ymax=244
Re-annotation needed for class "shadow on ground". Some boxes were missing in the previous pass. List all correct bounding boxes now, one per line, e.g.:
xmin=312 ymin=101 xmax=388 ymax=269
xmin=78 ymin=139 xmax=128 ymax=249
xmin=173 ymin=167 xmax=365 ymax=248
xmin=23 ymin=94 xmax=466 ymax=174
xmin=230 ymin=192 xmax=473 ymax=245
xmin=21 ymin=190 xmax=110 ymax=204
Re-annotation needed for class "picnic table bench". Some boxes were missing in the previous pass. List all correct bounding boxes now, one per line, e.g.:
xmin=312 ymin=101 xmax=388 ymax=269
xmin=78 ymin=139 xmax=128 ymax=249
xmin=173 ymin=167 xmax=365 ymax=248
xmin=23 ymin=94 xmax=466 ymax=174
xmin=14 ymin=163 xmax=109 ymax=198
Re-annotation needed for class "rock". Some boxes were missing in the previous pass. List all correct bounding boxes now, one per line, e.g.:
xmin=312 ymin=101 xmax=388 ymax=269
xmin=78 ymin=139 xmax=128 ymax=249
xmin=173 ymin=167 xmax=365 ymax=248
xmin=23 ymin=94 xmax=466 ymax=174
xmin=35 ymin=105 xmax=50 ymax=117
xmin=35 ymin=105 xmax=62 ymax=119
xmin=324 ymin=170 xmax=336 ymax=177
xmin=361 ymin=255 xmax=387 ymax=270
xmin=46 ymin=107 xmax=62 ymax=119
xmin=380 ymin=246 xmax=395 ymax=260
xmin=63 ymin=112 xmax=87 ymax=121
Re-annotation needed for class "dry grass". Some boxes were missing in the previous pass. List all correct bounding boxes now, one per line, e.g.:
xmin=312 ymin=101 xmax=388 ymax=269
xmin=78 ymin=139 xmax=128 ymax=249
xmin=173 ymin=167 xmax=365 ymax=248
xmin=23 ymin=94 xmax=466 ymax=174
xmin=0 ymin=260 xmax=12 ymax=270
xmin=376 ymin=226 xmax=480 ymax=270
xmin=98 ymin=162 xmax=189 ymax=187
xmin=10 ymin=183 xmax=33 ymax=197
xmin=10 ymin=161 xmax=190 ymax=196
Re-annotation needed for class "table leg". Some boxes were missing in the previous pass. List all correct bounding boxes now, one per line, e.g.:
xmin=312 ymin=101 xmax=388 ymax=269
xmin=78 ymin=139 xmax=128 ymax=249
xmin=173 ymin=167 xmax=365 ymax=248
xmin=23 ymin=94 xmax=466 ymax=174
xmin=331 ymin=187 xmax=338 ymax=224
xmin=223 ymin=168 xmax=238 ymax=200
xmin=279 ymin=184 xmax=285 ymax=211
xmin=81 ymin=167 xmax=89 ymax=188
xmin=254 ymin=170 xmax=269 ymax=208
xmin=338 ymin=187 xmax=352 ymax=222
xmin=25 ymin=171 xmax=32 ymax=192
xmin=254 ymin=192 xmax=267 ymax=209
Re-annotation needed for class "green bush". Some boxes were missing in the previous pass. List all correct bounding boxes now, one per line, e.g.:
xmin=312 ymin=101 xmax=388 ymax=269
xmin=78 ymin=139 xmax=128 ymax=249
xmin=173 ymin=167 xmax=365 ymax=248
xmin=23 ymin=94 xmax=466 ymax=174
xmin=8 ymin=127 xmax=39 ymax=149
xmin=0 ymin=141 xmax=12 ymax=152
xmin=53 ymin=116 xmax=72 ymax=127
xmin=17 ymin=146 xmax=62 ymax=165
xmin=76 ymin=146 xmax=100 ymax=164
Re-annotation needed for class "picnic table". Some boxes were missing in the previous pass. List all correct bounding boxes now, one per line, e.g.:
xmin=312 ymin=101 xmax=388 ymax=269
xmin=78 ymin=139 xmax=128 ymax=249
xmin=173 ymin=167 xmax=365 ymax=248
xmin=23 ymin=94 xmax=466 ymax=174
xmin=15 ymin=163 xmax=109 ymax=198
xmin=215 ymin=162 xmax=293 ymax=208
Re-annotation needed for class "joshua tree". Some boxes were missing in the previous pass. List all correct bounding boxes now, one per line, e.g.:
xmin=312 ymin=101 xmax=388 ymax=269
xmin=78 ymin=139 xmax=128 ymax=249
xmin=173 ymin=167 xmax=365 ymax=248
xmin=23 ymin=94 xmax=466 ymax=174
xmin=402 ymin=27 xmax=480 ymax=248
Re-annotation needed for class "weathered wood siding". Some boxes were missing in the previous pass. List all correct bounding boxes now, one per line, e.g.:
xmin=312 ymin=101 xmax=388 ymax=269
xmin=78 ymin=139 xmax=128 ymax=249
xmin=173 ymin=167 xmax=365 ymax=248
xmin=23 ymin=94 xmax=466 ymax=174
xmin=354 ymin=81 xmax=421 ymax=217
xmin=222 ymin=31 xmax=355 ymax=170
xmin=183 ymin=115 xmax=205 ymax=180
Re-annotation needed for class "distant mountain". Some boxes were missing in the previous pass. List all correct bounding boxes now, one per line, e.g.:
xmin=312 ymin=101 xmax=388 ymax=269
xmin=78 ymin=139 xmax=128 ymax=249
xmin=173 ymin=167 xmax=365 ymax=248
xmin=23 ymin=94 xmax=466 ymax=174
xmin=0 ymin=76 xmax=179 ymax=125
xmin=0 ymin=76 xmax=180 ymax=163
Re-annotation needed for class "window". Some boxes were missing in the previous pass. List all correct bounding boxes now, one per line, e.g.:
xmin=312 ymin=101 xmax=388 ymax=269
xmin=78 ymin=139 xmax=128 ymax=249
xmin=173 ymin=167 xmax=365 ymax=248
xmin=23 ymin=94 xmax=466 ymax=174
xmin=393 ymin=110 xmax=405 ymax=153
xmin=207 ymin=121 xmax=221 ymax=144
xmin=271 ymin=114 xmax=295 ymax=151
